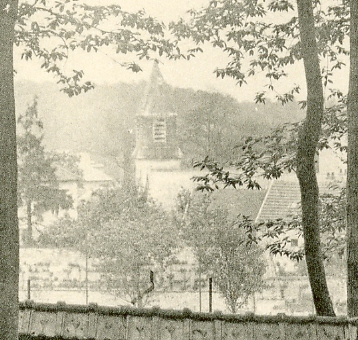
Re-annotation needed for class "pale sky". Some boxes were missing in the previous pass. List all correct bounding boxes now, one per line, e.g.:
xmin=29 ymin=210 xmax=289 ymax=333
xmin=14 ymin=0 xmax=349 ymax=103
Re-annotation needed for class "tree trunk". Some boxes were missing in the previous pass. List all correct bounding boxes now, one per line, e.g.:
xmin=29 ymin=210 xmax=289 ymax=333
xmin=0 ymin=1 xmax=19 ymax=338
xmin=347 ymin=0 xmax=358 ymax=318
xmin=295 ymin=0 xmax=335 ymax=316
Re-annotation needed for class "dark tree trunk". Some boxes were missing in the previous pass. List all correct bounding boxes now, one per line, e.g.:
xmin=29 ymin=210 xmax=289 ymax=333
xmin=295 ymin=0 xmax=335 ymax=316
xmin=0 ymin=0 xmax=19 ymax=339
xmin=347 ymin=0 xmax=358 ymax=318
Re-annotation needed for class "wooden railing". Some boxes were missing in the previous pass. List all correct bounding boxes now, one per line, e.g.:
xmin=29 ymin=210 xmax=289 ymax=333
xmin=19 ymin=301 xmax=357 ymax=339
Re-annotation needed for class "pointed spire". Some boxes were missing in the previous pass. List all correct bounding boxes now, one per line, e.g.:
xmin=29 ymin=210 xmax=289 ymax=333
xmin=140 ymin=60 xmax=166 ymax=116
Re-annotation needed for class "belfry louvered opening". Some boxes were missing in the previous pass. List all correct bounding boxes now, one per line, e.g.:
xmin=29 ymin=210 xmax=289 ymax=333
xmin=153 ymin=118 xmax=166 ymax=143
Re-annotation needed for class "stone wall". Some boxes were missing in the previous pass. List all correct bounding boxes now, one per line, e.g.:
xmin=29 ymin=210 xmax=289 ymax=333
xmin=19 ymin=301 xmax=356 ymax=340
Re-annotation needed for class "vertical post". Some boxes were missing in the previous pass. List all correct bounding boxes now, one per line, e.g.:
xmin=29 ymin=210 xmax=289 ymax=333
xmin=199 ymin=261 xmax=202 ymax=312
xmin=209 ymin=277 xmax=213 ymax=313
xmin=27 ymin=279 xmax=31 ymax=300
xmin=85 ymin=249 xmax=88 ymax=305
xmin=150 ymin=270 xmax=154 ymax=284
xmin=252 ymin=293 xmax=256 ymax=314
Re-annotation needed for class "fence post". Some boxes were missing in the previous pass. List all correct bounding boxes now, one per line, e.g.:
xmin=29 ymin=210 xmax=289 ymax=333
xmin=209 ymin=278 xmax=213 ymax=313
xmin=27 ymin=279 xmax=31 ymax=300
xmin=348 ymin=319 xmax=358 ymax=340
xmin=199 ymin=261 xmax=202 ymax=312
xmin=85 ymin=232 xmax=89 ymax=305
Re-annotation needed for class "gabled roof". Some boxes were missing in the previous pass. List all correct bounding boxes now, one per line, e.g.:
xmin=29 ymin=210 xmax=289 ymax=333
xmin=87 ymin=153 xmax=124 ymax=182
xmin=78 ymin=153 xmax=114 ymax=182
xmin=54 ymin=152 xmax=116 ymax=184
xmin=255 ymin=175 xmax=341 ymax=222
xmin=146 ymin=169 xmax=267 ymax=214
xmin=211 ymin=187 xmax=267 ymax=220
xmin=55 ymin=166 xmax=82 ymax=182
xmin=256 ymin=180 xmax=300 ymax=222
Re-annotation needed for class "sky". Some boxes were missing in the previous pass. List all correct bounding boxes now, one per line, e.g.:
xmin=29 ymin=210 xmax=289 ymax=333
xmin=14 ymin=0 xmax=349 ymax=103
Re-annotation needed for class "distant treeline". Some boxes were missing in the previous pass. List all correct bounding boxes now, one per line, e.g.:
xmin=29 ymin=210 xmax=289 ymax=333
xmin=15 ymin=81 xmax=304 ymax=166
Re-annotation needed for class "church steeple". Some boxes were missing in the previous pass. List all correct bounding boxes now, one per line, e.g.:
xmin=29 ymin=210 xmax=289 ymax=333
xmin=133 ymin=61 xmax=182 ymax=186
xmin=140 ymin=60 xmax=165 ymax=115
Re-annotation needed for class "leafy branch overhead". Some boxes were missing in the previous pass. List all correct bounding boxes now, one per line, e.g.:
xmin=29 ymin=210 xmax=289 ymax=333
xmin=192 ymin=99 xmax=347 ymax=192
xmin=16 ymin=0 xmax=190 ymax=96
xmin=169 ymin=0 xmax=349 ymax=103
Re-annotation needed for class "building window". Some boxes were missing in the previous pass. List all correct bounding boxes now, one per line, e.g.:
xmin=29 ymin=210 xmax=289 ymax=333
xmin=153 ymin=118 xmax=166 ymax=143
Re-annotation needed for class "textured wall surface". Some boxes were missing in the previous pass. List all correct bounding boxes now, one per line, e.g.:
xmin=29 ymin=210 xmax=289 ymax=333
xmin=19 ymin=301 xmax=357 ymax=340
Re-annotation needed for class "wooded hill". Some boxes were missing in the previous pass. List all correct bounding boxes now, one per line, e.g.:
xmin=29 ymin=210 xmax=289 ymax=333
xmin=15 ymin=80 xmax=305 ymax=166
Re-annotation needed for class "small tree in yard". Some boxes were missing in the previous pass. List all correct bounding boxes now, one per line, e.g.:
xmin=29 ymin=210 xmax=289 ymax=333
xmin=176 ymin=191 xmax=265 ymax=313
xmin=214 ymin=241 xmax=265 ymax=313
xmin=205 ymin=218 xmax=266 ymax=314
xmin=17 ymin=97 xmax=73 ymax=245
xmin=40 ymin=183 xmax=179 ymax=307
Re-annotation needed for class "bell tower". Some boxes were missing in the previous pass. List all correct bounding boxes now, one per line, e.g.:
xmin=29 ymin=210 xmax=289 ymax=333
xmin=133 ymin=61 xmax=182 ymax=187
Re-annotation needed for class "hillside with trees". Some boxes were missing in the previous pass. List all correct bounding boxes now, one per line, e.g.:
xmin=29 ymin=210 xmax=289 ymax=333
xmin=15 ymin=80 xmax=304 ymax=165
